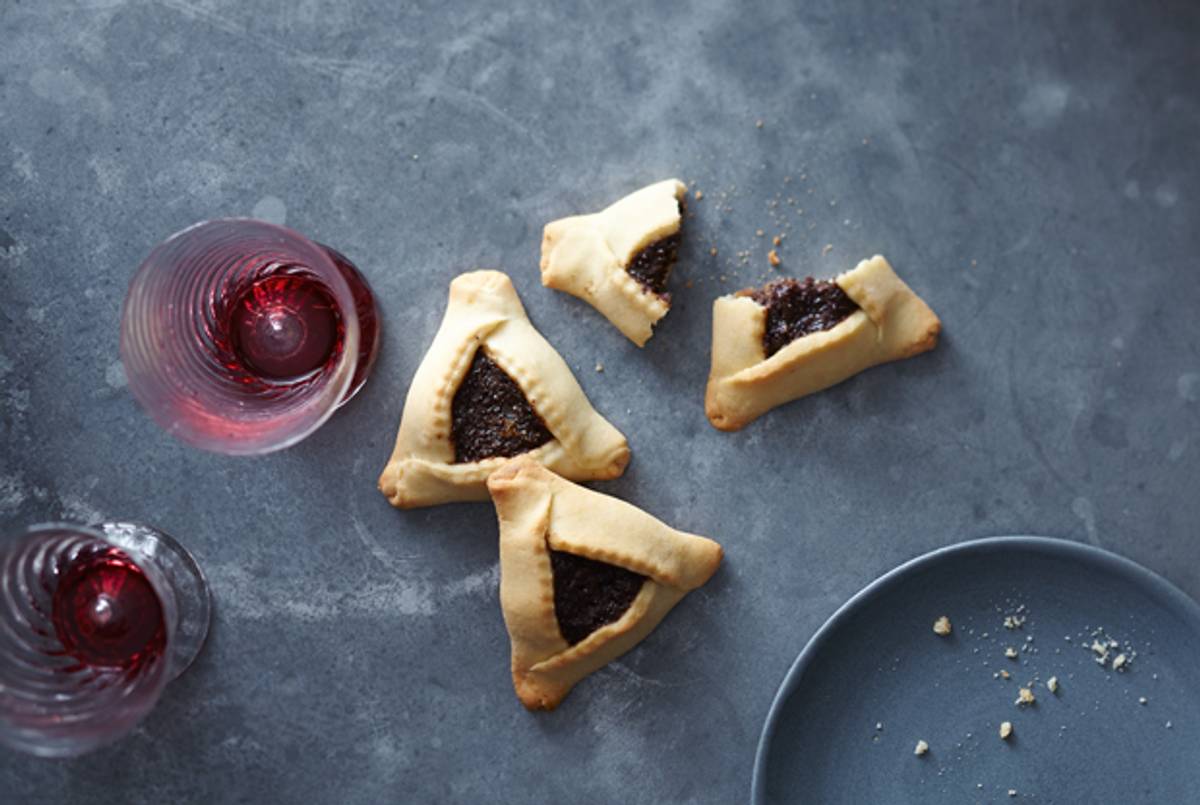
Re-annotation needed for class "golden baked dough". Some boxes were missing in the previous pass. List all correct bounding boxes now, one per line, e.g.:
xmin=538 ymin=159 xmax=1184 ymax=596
xmin=378 ymin=271 xmax=630 ymax=509
xmin=705 ymin=255 xmax=940 ymax=431
xmin=540 ymin=179 xmax=686 ymax=346
xmin=488 ymin=457 xmax=723 ymax=710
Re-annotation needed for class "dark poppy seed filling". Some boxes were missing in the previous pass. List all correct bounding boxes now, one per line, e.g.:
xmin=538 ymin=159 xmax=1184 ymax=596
xmin=549 ymin=549 xmax=646 ymax=645
xmin=745 ymin=277 xmax=860 ymax=357
xmin=625 ymin=231 xmax=681 ymax=299
xmin=450 ymin=350 xmax=553 ymax=464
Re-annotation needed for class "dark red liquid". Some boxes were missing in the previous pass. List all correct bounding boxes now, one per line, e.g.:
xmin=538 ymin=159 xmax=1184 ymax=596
xmin=320 ymin=245 xmax=381 ymax=399
xmin=229 ymin=273 xmax=342 ymax=381
xmin=52 ymin=549 xmax=166 ymax=669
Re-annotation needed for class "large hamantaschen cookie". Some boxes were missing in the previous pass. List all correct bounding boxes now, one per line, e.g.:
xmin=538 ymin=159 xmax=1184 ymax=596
xmin=378 ymin=271 xmax=630 ymax=509
xmin=705 ymin=255 xmax=941 ymax=431
xmin=488 ymin=457 xmax=723 ymax=710
xmin=540 ymin=179 xmax=686 ymax=347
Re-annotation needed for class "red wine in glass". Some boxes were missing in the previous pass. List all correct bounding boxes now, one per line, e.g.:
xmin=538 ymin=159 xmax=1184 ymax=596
xmin=229 ymin=274 xmax=341 ymax=382
xmin=0 ymin=522 xmax=211 ymax=758
xmin=227 ymin=246 xmax=379 ymax=390
xmin=52 ymin=546 xmax=167 ymax=669
xmin=121 ymin=219 xmax=381 ymax=455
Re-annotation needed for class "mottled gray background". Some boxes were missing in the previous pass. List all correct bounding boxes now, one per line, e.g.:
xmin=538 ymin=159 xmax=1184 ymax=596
xmin=1 ymin=1 xmax=1198 ymax=803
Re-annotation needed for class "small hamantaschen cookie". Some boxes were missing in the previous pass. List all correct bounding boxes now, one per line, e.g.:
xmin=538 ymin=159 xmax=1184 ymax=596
xmin=488 ymin=457 xmax=723 ymax=710
xmin=705 ymin=254 xmax=941 ymax=431
xmin=378 ymin=271 xmax=630 ymax=509
xmin=540 ymin=179 xmax=687 ymax=347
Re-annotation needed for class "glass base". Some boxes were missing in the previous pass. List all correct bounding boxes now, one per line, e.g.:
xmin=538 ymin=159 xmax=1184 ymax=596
xmin=320 ymin=245 xmax=380 ymax=406
xmin=102 ymin=522 xmax=211 ymax=680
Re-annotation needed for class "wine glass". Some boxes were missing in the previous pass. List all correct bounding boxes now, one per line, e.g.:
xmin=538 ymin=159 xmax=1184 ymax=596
xmin=120 ymin=218 xmax=381 ymax=455
xmin=0 ymin=522 xmax=211 ymax=758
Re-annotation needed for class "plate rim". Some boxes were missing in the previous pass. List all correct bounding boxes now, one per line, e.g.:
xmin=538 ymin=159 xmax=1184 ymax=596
xmin=749 ymin=535 xmax=1200 ymax=803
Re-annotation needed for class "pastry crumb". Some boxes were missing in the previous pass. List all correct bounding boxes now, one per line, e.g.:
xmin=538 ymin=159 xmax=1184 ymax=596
xmin=1086 ymin=629 xmax=1136 ymax=670
xmin=1016 ymin=687 xmax=1036 ymax=707
xmin=914 ymin=739 xmax=929 ymax=756
xmin=768 ymin=249 xmax=781 ymax=267
xmin=1047 ymin=676 xmax=1059 ymax=693
xmin=1009 ymin=790 xmax=1018 ymax=798
xmin=709 ymin=247 xmax=718 ymax=257
xmin=755 ymin=119 xmax=764 ymax=129
xmin=1139 ymin=696 xmax=1148 ymax=705
xmin=822 ymin=243 xmax=833 ymax=256
xmin=999 ymin=669 xmax=1011 ymax=680
xmin=772 ymin=235 xmax=782 ymax=246
xmin=694 ymin=189 xmax=704 ymax=201
xmin=933 ymin=616 xmax=952 ymax=636
xmin=594 ymin=363 xmax=604 ymax=373
xmin=999 ymin=721 xmax=1013 ymax=740
xmin=756 ymin=229 xmax=765 ymax=237
xmin=1005 ymin=647 xmax=1018 ymax=659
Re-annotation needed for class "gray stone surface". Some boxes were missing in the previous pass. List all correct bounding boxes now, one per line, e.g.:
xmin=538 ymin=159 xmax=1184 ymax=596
xmin=1 ymin=1 xmax=1198 ymax=802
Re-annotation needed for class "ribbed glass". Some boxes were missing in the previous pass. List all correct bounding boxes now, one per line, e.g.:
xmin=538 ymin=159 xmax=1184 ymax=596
xmin=0 ymin=523 xmax=203 ymax=757
xmin=120 ymin=219 xmax=376 ymax=455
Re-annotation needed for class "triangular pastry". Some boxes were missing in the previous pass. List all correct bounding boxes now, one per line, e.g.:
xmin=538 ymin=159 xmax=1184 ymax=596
xmin=540 ymin=179 xmax=686 ymax=347
xmin=488 ymin=457 xmax=723 ymax=710
xmin=705 ymin=255 xmax=940 ymax=431
xmin=378 ymin=271 xmax=630 ymax=509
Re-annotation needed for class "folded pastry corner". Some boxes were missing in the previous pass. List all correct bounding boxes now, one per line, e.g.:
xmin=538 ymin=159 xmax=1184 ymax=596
xmin=488 ymin=457 xmax=722 ymax=710
xmin=540 ymin=179 xmax=687 ymax=347
xmin=378 ymin=270 xmax=630 ymax=509
xmin=705 ymin=255 xmax=940 ymax=431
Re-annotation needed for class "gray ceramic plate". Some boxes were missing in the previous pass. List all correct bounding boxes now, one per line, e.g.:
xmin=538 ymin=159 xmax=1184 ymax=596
xmin=752 ymin=537 xmax=1200 ymax=804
